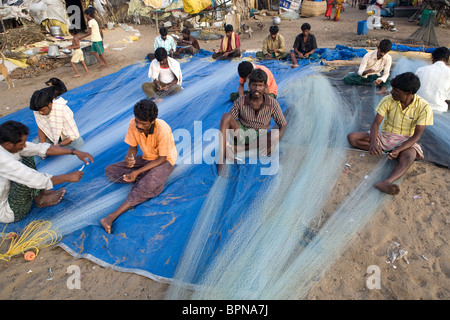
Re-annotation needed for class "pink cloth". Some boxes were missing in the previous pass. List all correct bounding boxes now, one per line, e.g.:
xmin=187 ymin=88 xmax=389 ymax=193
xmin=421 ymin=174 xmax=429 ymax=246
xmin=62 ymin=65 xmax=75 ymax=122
xmin=375 ymin=131 xmax=424 ymax=159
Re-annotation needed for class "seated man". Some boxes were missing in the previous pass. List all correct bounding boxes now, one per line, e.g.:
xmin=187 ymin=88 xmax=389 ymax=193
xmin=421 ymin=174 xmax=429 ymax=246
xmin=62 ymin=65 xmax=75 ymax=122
xmin=230 ymin=61 xmax=277 ymax=102
xmin=100 ymin=99 xmax=177 ymax=234
xmin=347 ymin=72 xmax=433 ymax=195
xmin=218 ymin=69 xmax=287 ymax=175
xmin=142 ymin=47 xmax=183 ymax=102
xmin=0 ymin=120 xmax=93 ymax=223
xmin=256 ymin=25 xmax=288 ymax=60
xmin=30 ymin=86 xmax=84 ymax=150
xmin=415 ymin=46 xmax=450 ymax=113
xmin=175 ymin=28 xmax=200 ymax=56
xmin=290 ymin=23 xmax=319 ymax=68
xmin=212 ymin=24 xmax=241 ymax=60
xmin=343 ymin=38 xmax=392 ymax=95
xmin=147 ymin=27 xmax=177 ymax=60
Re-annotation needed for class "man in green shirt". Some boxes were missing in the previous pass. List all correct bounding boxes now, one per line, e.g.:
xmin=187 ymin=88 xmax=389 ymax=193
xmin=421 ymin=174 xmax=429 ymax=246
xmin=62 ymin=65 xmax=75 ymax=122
xmin=256 ymin=26 xmax=288 ymax=60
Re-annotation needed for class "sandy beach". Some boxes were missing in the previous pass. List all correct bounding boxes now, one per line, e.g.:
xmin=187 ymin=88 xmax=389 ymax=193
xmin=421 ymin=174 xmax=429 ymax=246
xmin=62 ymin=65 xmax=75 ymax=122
xmin=0 ymin=4 xmax=449 ymax=301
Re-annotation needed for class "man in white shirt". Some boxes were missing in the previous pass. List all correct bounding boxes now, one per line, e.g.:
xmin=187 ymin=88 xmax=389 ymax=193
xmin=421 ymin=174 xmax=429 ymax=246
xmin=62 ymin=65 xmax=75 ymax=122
xmin=0 ymin=121 xmax=94 ymax=223
xmin=415 ymin=47 xmax=450 ymax=113
xmin=142 ymin=47 xmax=182 ymax=102
xmin=30 ymin=86 xmax=84 ymax=150
xmin=344 ymin=39 xmax=392 ymax=95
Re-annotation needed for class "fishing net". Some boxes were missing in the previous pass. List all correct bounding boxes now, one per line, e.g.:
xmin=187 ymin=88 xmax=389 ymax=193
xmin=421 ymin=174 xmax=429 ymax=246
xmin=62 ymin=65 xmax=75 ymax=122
xmin=405 ymin=12 xmax=439 ymax=47
xmin=0 ymin=50 xmax=448 ymax=296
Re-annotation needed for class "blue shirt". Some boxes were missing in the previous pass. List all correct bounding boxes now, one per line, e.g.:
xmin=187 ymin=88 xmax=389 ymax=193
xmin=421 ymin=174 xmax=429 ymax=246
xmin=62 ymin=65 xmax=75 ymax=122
xmin=154 ymin=35 xmax=176 ymax=53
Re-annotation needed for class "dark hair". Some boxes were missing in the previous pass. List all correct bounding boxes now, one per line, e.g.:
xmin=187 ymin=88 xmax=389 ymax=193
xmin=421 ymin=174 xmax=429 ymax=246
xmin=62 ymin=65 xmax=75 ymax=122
xmin=432 ymin=47 xmax=450 ymax=62
xmin=248 ymin=68 xmax=268 ymax=85
xmin=134 ymin=99 xmax=158 ymax=122
xmin=182 ymin=28 xmax=190 ymax=36
xmin=0 ymin=120 xmax=29 ymax=144
xmin=155 ymin=47 xmax=168 ymax=62
xmin=224 ymin=24 xmax=233 ymax=33
xmin=84 ymin=7 xmax=95 ymax=18
xmin=391 ymin=72 xmax=421 ymax=94
xmin=45 ymin=77 xmax=67 ymax=97
xmin=159 ymin=27 xmax=168 ymax=36
xmin=238 ymin=61 xmax=254 ymax=78
xmin=30 ymin=87 xmax=56 ymax=111
xmin=301 ymin=23 xmax=311 ymax=31
xmin=269 ymin=25 xmax=279 ymax=35
xmin=69 ymin=28 xmax=78 ymax=35
xmin=378 ymin=39 xmax=392 ymax=53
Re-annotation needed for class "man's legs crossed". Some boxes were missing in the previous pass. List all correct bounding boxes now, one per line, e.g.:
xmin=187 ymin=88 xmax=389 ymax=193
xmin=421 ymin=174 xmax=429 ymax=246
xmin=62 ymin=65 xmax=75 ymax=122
xmin=8 ymin=156 xmax=65 ymax=221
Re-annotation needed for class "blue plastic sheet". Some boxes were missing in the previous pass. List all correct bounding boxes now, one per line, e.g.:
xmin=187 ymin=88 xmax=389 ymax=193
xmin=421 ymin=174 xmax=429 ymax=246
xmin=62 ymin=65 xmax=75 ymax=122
xmin=0 ymin=50 xmax=317 ymax=282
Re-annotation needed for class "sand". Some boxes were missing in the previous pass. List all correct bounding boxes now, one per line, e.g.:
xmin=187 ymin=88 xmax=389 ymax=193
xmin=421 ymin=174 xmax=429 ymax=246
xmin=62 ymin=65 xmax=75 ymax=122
xmin=0 ymin=5 xmax=449 ymax=301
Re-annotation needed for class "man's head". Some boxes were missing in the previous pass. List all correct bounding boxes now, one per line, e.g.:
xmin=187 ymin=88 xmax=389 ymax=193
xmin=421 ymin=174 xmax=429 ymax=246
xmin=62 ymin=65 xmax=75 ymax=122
xmin=155 ymin=47 xmax=168 ymax=63
xmin=182 ymin=28 xmax=190 ymax=39
xmin=224 ymin=24 xmax=234 ymax=38
xmin=390 ymin=72 xmax=420 ymax=101
xmin=133 ymin=99 xmax=158 ymax=134
xmin=30 ymin=87 xmax=56 ymax=115
xmin=159 ymin=27 xmax=168 ymax=40
xmin=301 ymin=23 xmax=311 ymax=36
xmin=432 ymin=47 xmax=450 ymax=64
xmin=269 ymin=25 xmax=279 ymax=40
xmin=84 ymin=7 xmax=95 ymax=19
xmin=377 ymin=39 xmax=392 ymax=59
xmin=0 ymin=120 xmax=29 ymax=153
xmin=238 ymin=61 xmax=254 ymax=79
xmin=69 ymin=28 xmax=78 ymax=36
xmin=248 ymin=69 xmax=268 ymax=99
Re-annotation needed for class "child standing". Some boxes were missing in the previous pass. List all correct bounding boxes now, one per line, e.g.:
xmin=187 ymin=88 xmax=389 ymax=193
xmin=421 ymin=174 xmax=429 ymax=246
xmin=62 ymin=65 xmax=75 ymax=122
xmin=80 ymin=7 xmax=109 ymax=68
xmin=67 ymin=29 xmax=90 ymax=78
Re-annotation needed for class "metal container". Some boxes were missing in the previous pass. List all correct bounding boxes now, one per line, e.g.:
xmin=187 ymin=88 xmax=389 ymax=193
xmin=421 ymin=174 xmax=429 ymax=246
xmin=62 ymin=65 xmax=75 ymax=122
xmin=273 ymin=16 xmax=281 ymax=25
xmin=50 ymin=26 xmax=62 ymax=37
xmin=48 ymin=44 xmax=60 ymax=57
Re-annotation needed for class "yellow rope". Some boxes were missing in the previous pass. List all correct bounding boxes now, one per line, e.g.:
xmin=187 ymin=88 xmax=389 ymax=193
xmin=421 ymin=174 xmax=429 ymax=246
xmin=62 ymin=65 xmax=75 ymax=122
xmin=0 ymin=220 xmax=61 ymax=262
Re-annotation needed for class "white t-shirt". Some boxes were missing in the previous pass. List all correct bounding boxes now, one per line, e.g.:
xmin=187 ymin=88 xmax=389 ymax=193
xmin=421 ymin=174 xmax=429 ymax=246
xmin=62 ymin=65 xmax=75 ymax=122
xmin=158 ymin=67 xmax=175 ymax=84
xmin=416 ymin=61 xmax=450 ymax=113
xmin=88 ymin=19 xmax=102 ymax=42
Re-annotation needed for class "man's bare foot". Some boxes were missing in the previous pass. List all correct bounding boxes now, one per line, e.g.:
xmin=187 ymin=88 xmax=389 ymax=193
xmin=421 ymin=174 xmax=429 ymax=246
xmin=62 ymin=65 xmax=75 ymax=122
xmin=291 ymin=64 xmax=299 ymax=69
xmin=376 ymin=87 xmax=389 ymax=95
xmin=73 ymin=74 xmax=81 ymax=78
xmin=100 ymin=217 xmax=113 ymax=234
xmin=34 ymin=188 xmax=66 ymax=207
xmin=375 ymin=181 xmax=400 ymax=195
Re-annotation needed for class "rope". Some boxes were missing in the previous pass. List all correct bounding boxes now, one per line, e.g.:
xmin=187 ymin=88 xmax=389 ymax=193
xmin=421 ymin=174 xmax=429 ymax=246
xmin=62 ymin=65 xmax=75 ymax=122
xmin=0 ymin=220 xmax=61 ymax=262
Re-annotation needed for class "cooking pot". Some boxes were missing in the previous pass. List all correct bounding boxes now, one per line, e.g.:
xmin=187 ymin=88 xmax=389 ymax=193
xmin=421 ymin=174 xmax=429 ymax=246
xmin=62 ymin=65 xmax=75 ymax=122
xmin=50 ymin=26 xmax=62 ymax=37
xmin=48 ymin=44 xmax=60 ymax=57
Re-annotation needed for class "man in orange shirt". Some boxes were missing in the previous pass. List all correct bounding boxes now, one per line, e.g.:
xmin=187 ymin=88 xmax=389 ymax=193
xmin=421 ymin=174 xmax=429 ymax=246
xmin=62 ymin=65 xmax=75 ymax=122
xmin=100 ymin=99 xmax=177 ymax=234
xmin=230 ymin=61 xmax=277 ymax=102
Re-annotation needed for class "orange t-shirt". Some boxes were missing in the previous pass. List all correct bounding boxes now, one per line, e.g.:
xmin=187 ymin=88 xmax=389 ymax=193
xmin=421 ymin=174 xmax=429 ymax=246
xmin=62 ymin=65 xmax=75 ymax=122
xmin=125 ymin=118 xmax=177 ymax=166
xmin=239 ymin=64 xmax=277 ymax=96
